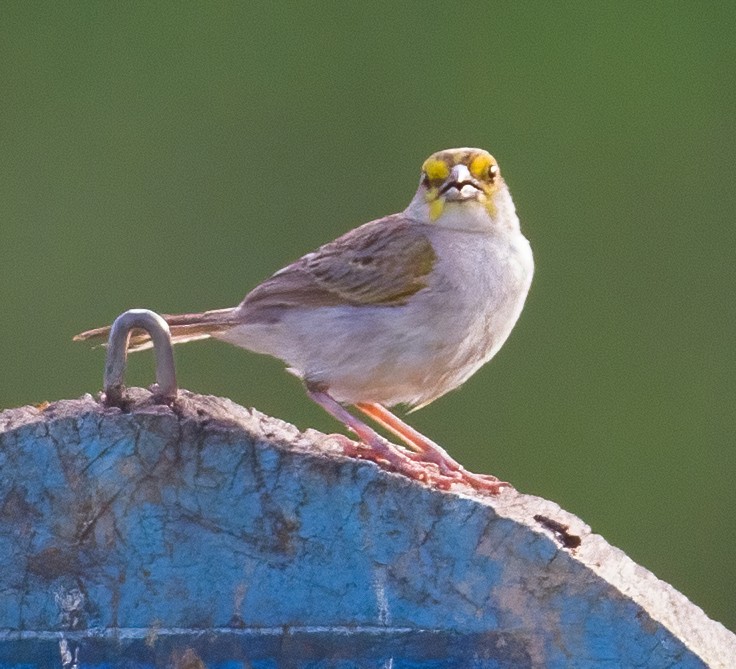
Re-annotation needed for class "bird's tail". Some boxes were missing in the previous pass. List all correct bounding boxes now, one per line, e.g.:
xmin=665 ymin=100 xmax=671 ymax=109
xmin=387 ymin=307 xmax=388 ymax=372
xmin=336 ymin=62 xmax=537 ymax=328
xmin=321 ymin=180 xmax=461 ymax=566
xmin=73 ymin=308 xmax=238 ymax=352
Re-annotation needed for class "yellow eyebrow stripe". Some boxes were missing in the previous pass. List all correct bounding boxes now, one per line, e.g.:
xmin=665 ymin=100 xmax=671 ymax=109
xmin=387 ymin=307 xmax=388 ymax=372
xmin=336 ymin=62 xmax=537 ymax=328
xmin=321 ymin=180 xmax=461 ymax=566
xmin=422 ymin=158 xmax=450 ymax=181
xmin=469 ymin=154 xmax=492 ymax=179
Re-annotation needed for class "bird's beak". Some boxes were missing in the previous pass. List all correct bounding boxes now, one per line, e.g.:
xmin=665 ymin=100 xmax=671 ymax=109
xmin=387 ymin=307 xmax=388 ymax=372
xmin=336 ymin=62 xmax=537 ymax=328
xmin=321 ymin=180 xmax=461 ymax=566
xmin=440 ymin=164 xmax=484 ymax=202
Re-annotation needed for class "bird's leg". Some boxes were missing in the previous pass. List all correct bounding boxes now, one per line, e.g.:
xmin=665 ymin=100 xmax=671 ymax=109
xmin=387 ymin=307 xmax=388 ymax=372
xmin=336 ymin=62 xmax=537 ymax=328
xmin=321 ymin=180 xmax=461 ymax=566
xmin=306 ymin=387 xmax=459 ymax=489
xmin=356 ymin=402 xmax=462 ymax=465
xmin=355 ymin=402 xmax=512 ymax=494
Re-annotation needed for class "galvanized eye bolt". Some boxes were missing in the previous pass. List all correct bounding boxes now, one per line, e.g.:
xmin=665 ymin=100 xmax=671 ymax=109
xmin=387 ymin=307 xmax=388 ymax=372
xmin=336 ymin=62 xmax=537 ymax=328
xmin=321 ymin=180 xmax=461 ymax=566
xmin=103 ymin=309 xmax=178 ymax=405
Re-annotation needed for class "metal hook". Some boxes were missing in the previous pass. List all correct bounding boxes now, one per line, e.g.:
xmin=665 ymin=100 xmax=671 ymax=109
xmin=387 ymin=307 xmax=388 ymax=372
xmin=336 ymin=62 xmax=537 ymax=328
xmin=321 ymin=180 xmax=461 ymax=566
xmin=103 ymin=309 xmax=178 ymax=405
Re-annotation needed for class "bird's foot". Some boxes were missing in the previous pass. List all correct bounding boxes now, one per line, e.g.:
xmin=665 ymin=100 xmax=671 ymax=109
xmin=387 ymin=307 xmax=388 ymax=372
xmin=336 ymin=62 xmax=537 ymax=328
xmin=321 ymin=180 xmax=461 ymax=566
xmin=353 ymin=402 xmax=512 ymax=495
xmin=333 ymin=434 xmax=510 ymax=493
xmin=451 ymin=468 xmax=513 ymax=494
xmin=308 ymin=391 xmax=510 ymax=494
xmin=333 ymin=435 xmax=460 ymax=490
xmin=411 ymin=446 xmax=513 ymax=494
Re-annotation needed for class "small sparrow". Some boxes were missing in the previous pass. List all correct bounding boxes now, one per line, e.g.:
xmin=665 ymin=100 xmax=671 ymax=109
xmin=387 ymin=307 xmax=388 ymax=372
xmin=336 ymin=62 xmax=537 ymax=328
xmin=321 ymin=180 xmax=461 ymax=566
xmin=76 ymin=148 xmax=533 ymax=493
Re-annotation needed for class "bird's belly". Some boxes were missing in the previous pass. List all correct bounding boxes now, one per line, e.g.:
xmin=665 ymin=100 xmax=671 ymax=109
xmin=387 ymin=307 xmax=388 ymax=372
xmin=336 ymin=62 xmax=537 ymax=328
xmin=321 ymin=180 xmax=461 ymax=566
xmin=218 ymin=282 xmax=527 ymax=408
xmin=218 ymin=306 xmax=463 ymax=405
xmin=217 ymin=231 xmax=533 ymax=408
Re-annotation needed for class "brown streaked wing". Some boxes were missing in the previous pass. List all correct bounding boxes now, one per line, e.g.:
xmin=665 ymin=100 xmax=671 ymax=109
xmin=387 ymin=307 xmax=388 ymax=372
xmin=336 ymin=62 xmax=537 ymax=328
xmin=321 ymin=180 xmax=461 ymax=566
xmin=239 ymin=215 xmax=436 ymax=324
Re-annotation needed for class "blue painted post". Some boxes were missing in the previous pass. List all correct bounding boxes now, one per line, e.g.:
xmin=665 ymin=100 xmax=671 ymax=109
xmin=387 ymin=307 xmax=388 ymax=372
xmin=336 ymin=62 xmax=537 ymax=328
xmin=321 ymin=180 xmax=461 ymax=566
xmin=0 ymin=389 xmax=734 ymax=668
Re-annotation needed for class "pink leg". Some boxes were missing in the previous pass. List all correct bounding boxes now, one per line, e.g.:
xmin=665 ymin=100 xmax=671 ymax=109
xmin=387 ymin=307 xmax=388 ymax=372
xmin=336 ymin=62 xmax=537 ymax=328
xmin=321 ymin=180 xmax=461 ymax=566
xmin=307 ymin=388 xmax=460 ymax=489
xmin=355 ymin=402 xmax=512 ymax=494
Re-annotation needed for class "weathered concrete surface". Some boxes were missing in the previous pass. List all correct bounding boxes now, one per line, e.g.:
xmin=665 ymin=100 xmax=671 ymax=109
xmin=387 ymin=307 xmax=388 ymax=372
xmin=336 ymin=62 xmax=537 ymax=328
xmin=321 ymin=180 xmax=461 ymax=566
xmin=0 ymin=389 xmax=734 ymax=668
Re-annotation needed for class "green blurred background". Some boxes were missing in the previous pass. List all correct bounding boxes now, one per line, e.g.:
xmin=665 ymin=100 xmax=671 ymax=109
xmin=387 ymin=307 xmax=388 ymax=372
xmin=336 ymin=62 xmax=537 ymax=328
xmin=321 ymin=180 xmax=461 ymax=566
xmin=2 ymin=3 xmax=734 ymax=631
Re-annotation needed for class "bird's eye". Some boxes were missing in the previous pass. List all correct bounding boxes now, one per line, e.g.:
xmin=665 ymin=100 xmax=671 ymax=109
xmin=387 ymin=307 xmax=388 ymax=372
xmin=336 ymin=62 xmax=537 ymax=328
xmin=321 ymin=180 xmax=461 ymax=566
xmin=488 ymin=163 xmax=499 ymax=181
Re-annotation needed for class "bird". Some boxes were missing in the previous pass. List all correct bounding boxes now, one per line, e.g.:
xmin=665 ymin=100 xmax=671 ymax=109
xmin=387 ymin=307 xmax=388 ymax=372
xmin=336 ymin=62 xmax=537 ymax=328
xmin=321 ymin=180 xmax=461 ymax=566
xmin=75 ymin=147 xmax=533 ymax=494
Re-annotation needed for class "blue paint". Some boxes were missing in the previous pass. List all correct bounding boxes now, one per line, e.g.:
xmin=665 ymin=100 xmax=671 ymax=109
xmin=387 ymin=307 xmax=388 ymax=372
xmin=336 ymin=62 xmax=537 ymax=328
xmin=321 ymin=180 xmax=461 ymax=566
xmin=0 ymin=630 xmax=537 ymax=668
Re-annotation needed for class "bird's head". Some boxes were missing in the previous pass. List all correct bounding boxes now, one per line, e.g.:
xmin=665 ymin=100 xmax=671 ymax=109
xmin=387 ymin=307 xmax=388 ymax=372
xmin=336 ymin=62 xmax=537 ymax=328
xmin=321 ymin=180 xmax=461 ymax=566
xmin=405 ymin=148 xmax=517 ymax=232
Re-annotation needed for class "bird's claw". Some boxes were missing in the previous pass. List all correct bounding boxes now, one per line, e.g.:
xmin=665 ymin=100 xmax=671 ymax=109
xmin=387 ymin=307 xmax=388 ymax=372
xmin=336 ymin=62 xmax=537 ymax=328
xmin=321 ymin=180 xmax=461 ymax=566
xmin=333 ymin=434 xmax=512 ymax=495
